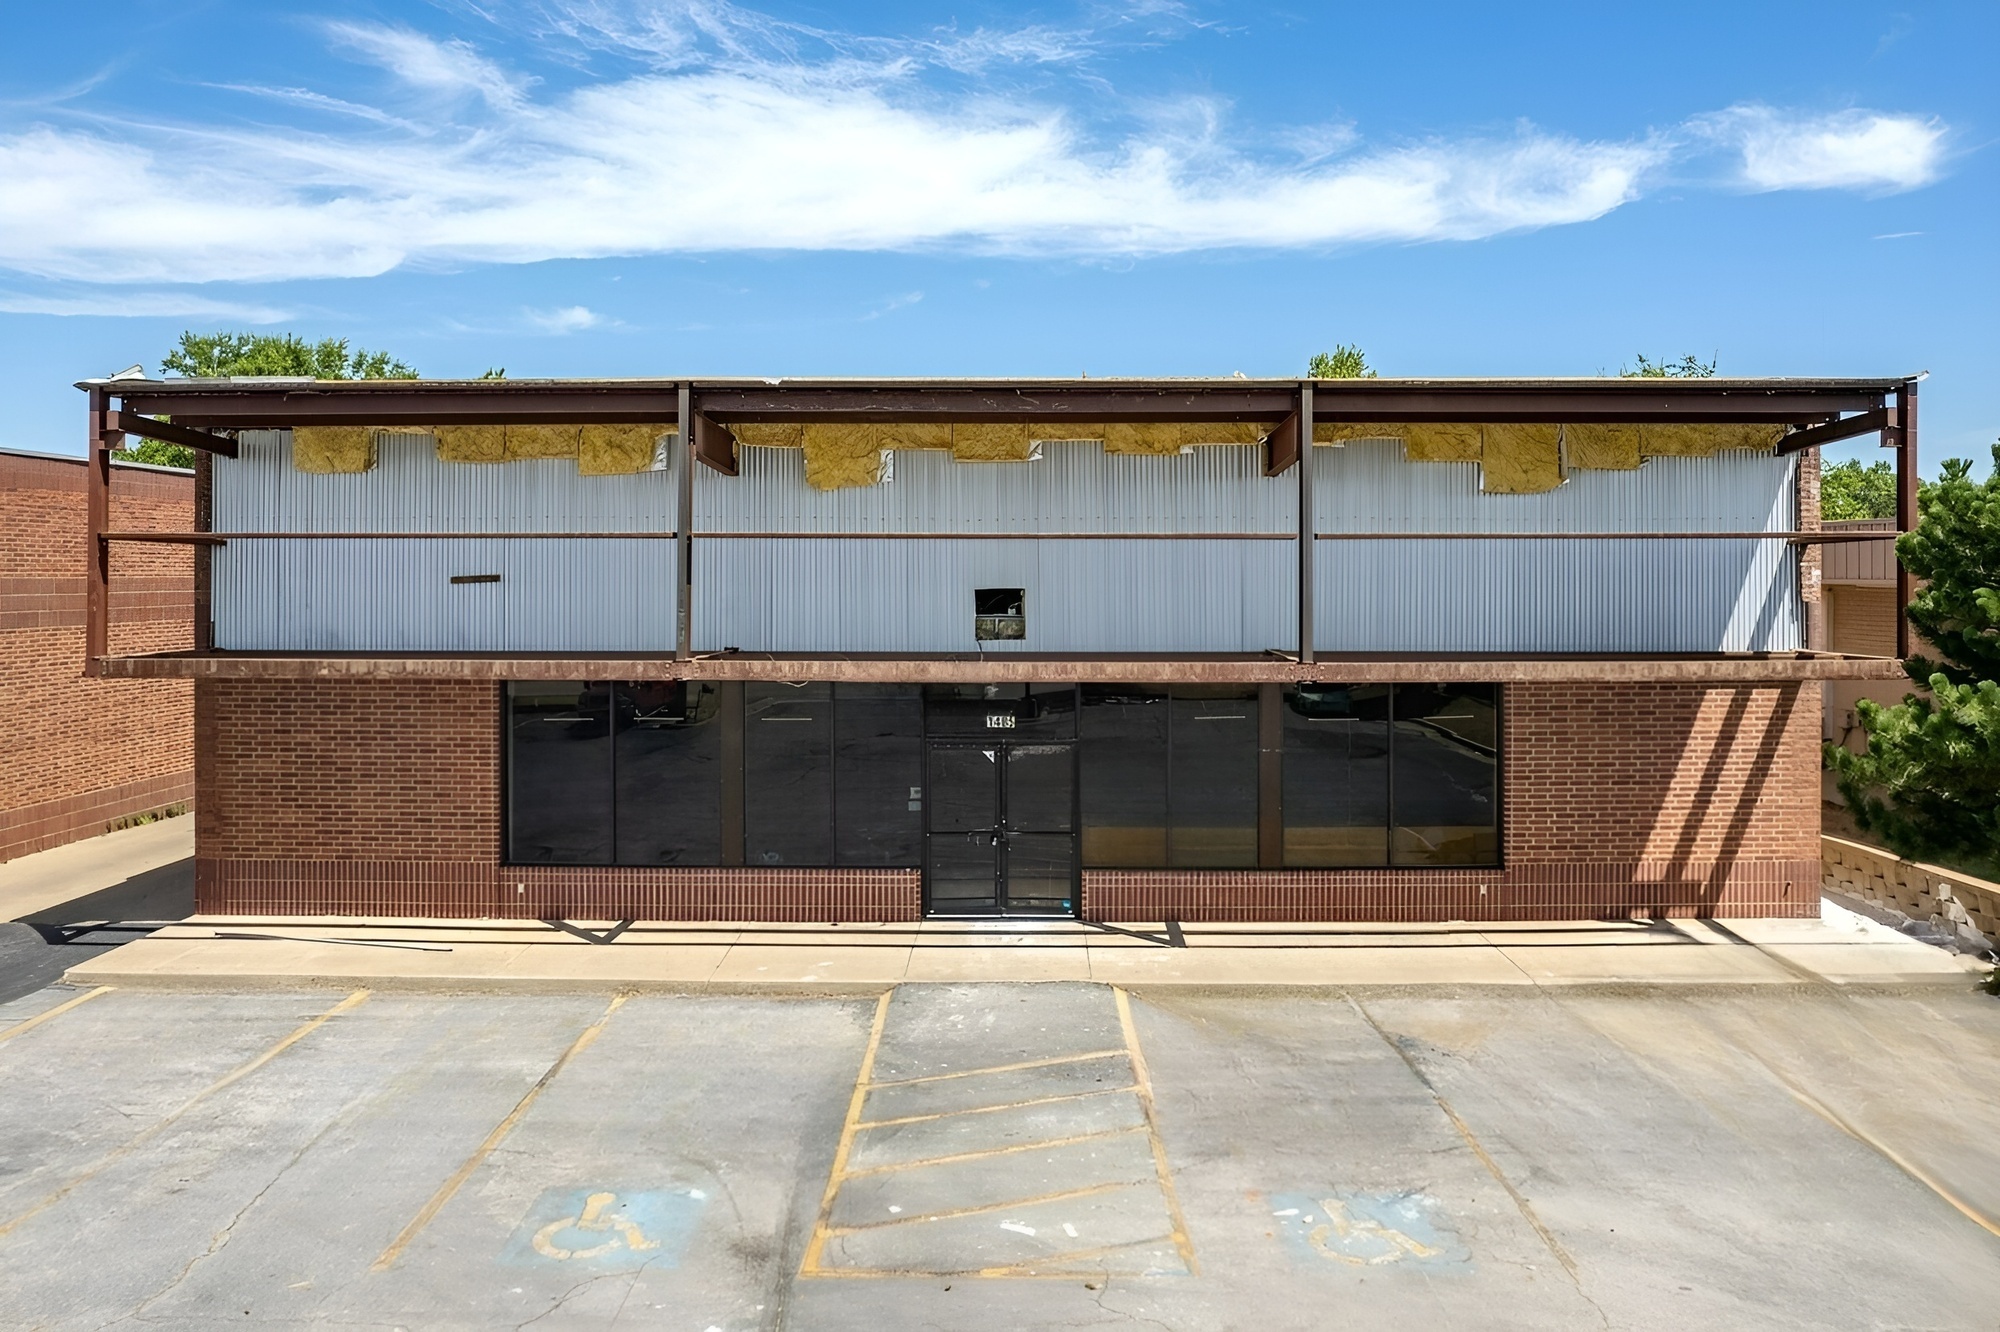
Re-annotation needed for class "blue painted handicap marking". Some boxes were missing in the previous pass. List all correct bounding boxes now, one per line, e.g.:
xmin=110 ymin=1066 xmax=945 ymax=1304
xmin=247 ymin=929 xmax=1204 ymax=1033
xmin=1270 ymin=1190 xmax=1470 ymax=1272
xmin=502 ymin=1188 xmax=704 ymax=1268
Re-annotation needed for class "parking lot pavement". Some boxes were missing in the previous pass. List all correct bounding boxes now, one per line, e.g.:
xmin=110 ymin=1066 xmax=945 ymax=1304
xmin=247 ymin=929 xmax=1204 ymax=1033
xmin=4 ymin=981 xmax=2000 ymax=1330
xmin=0 ymin=818 xmax=194 ymax=1004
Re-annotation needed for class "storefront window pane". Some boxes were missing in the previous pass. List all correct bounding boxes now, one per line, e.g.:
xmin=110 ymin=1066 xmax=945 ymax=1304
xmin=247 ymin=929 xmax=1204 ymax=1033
xmin=746 ymin=682 xmax=833 ymax=865
xmin=1168 ymin=686 xmax=1259 ymax=867
xmin=507 ymin=682 xmax=613 ymax=864
xmin=1079 ymin=685 xmax=1168 ymax=867
xmin=1391 ymin=683 xmax=1500 ymax=866
xmin=615 ymin=682 xmax=721 ymax=865
xmin=835 ymin=685 xmax=923 ymax=866
xmin=1282 ymin=683 xmax=1391 ymax=866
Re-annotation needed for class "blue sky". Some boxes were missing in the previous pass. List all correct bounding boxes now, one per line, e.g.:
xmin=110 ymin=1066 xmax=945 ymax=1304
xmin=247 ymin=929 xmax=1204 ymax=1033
xmin=2 ymin=1 xmax=1993 ymax=473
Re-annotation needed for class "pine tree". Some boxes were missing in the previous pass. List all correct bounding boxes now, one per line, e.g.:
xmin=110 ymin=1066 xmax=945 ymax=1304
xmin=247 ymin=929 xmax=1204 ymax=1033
xmin=1828 ymin=443 xmax=2000 ymax=875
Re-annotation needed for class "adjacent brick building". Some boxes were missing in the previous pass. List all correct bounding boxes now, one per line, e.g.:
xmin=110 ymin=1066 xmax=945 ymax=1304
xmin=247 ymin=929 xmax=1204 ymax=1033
xmin=3 ymin=447 xmax=194 ymax=862
xmin=82 ymin=374 xmax=1917 ymax=924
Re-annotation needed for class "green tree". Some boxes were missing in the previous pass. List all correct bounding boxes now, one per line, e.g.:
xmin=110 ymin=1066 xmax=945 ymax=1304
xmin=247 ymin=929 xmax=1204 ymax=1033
xmin=1820 ymin=458 xmax=1898 ymax=521
xmin=1308 ymin=344 xmax=1376 ymax=378
xmin=114 ymin=331 xmax=418 ymax=467
xmin=1827 ymin=443 xmax=2000 ymax=876
xmin=1620 ymin=353 xmax=1717 ymax=378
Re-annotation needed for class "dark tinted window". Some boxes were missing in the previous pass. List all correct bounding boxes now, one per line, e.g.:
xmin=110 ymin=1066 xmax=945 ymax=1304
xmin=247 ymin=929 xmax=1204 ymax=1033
xmin=746 ymin=682 xmax=833 ymax=865
xmin=835 ymin=685 xmax=923 ymax=865
xmin=1282 ymin=683 xmax=1390 ymax=867
xmin=615 ymin=682 xmax=721 ymax=865
xmin=1168 ymin=686 xmax=1258 ymax=867
xmin=1079 ymin=685 xmax=1168 ymax=867
xmin=507 ymin=682 xmax=612 ymax=864
xmin=1391 ymin=683 xmax=1499 ymax=866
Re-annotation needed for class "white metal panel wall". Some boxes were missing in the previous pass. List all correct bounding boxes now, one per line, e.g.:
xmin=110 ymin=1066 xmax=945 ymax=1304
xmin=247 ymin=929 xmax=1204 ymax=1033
xmin=1312 ymin=441 xmax=1801 ymax=652
xmin=697 ymin=442 xmax=1295 ymax=533
xmin=695 ymin=538 xmax=1297 ymax=653
xmin=211 ymin=430 xmax=677 ymax=651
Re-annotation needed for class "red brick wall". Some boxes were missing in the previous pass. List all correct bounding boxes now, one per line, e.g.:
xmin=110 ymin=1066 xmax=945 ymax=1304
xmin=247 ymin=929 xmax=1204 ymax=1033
xmin=1 ymin=452 xmax=195 ymax=861
xmin=194 ymin=677 xmax=1818 ymax=921
xmin=1087 ymin=680 xmax=1822 ymax=921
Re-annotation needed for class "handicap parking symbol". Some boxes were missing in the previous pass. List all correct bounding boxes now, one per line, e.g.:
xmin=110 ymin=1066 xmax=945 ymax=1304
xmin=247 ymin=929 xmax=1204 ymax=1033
xmin=1269 ymin=1190 xmax=1470 ymax=1272
xmin=502 ymin=1188 xmax=704 ymax=1269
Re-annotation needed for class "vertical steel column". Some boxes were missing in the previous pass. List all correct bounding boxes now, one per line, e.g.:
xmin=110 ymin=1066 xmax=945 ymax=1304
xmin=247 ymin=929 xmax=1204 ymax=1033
xmin=84 ymin=387 xmax=112 ymax=677
xmin=676 ymin=384 xmax=694 ymax=661
xmin=1894 ymin=379 xmax=1919 ymax=660
xmin=1257 ymin=682 xmax=1283 ymax=868
xmin=1297 ymin=382 xmax=1315 ymax=665
xmin=193 ymin=449 xmax=214 ymax=651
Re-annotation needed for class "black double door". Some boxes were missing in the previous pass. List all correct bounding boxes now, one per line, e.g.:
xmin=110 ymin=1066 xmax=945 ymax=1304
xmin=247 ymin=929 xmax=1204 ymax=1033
xmin=924 ymin=741 xmax=1077 ymax=916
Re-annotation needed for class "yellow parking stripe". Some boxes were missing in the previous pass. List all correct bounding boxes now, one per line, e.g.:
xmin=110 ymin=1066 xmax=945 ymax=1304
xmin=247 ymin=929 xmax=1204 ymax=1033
xmin=837 ymin=1125 xmax=1147 ymax=1181
xmin=854 ymin=1084 xmax=1138 ymax=1130
xmin=799 ymin=988 xmax=894 ymax=1276
xmin=821 ymin=1180 xmax=1140 ymax=1236
xmin=372 ymin=993 xmax=627 ymax=1271
xmin=0 ymin=989 xmax=369 ymax=1241
xmin=1113 ymin=987 xmax=1198 ymax=1275
xmin=866 ymin=1049 xmax=1130 ymax=1089
xmin=0 ymin=987 xmax=112 ymax=1046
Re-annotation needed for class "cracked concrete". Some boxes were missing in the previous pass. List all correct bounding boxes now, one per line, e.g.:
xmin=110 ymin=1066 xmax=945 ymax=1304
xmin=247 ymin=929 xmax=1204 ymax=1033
xmin=2 ymin=983 xmax=2000 ymax=1329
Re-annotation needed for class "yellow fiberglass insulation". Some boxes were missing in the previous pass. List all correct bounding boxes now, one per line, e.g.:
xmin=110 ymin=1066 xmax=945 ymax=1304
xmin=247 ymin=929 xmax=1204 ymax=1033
xmin=803 ymin=423 xmax=886 ymax=489
xmin=1103 ymin=422 xmax=1194 ymax=455
xmin=950 ymin=423 xmax=1036 ymax=461
xmin=1640 ymin=423 xmax=1788 ymax=457
xmin=1564 ymin=424 xmax=1642 ymax=471
xmin=579 ymin=424 xmax=667 ymax=475
xmin=291 ymin=427 xmax=376 ymax=474
xmin=1312 ymin=422 xmax=1402 ymax=445
xmin=1400 ymin=424 xmax=1484 ymax=463
xmin=888 ymin=423 xmax=955 ymax=450
xmin=436 ymin=424 xmax=507 ymax=463
xmin=505 ymin=424 xmax=580 ymax=460
xmin=1479 ymin=423 xmax=1563 ymax=494
xmin=734 ymin=422 xmax=805 ymax=449
xmin=1031 ymin=423 xmax=1109 ymax=444
xmin=1181 ymin=422 xmax=1266 ymax=446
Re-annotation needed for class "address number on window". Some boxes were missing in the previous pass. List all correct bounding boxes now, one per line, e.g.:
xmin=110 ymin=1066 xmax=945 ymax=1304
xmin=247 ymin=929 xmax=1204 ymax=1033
xmin=985 ymin=713 xmax=1017 ymax=729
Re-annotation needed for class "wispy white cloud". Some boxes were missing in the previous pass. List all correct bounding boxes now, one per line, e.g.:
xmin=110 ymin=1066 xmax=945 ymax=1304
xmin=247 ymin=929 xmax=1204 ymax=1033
xmin=524 ymin=303 xmax=605 ymax=332
xmin=861 ymin=291 xmax=924 ymax=320
xmin=0 ymin=15 xmax=1951 ymax=287
xmin=1691 ymin=104 xmax=1946 ymax=193
xmin=0 ymin=288 xmax=291 ymax=321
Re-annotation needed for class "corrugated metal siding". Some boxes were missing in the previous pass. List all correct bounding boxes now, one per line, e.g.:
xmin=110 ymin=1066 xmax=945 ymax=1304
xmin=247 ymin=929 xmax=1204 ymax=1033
xmin=1312 ymin=442 xmax=1801 ymax=652
xmin=1822 ymin=520 xmax=1898 ymax=585
xmin=695 ymin=537 xmax=1296 ymax=654
xmin=698 ymin=442 xmax=1294 ymax=533
xmin=211 ymin=430 xmax=677 ymax=650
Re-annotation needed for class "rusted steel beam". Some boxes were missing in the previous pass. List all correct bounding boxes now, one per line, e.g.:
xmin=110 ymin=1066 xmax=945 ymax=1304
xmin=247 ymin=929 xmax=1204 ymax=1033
xmin=85 ymin=388 xmax=110 ymax=677
xmin=690 ymin=411 xmax=738 ymax=475
xmin=1317 ymin=530 xmax=1849 ymax=541
xmin=1297 ymin=384 xmax=1315 ymax=667
xmin=1895 ymin=380 xmax=1920 ymax=659
xmin=194 ymin=450 xmax=213 ymax=652
xmin=1263 ymin=409 xmax=1299 ymax=476
xmin=105 ymin=410 xmax=238 ymax=458
xmin=1776 ymin=409 xmax=1888 ymax=455
xmin=104 ymin=377 xmax=1895 ymax=429
xmin=93 ymin=651 xmax=1911 ymax=684
xmin=100 ymin=531 xmax=228 ymax=545
xmin=676 ymin=384 xmax=694 ymax=663
xmin=198 ymin=531 xmax=679 ymax=540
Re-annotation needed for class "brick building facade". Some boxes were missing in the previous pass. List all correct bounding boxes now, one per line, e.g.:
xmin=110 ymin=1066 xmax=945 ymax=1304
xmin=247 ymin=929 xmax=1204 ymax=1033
xmin=2 ymin=448 xmax=194 ymax=862
xmin=84 ymin=373 xmax=1916 ymax=925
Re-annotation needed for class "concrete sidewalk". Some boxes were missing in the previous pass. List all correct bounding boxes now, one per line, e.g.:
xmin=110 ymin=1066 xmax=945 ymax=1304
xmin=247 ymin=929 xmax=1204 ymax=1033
xmin=64 ymin=902 xmax=1985 ymax=992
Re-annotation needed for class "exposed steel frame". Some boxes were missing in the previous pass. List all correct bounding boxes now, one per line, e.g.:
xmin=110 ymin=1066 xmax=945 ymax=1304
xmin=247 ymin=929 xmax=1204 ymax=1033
xmin=78 ymin=373 xmax=1924 ymax=679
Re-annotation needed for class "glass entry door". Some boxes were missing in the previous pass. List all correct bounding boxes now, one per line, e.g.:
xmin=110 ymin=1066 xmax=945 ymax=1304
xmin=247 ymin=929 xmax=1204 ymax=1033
xmin=924 ymin=742 xmax=1077 ymax=916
